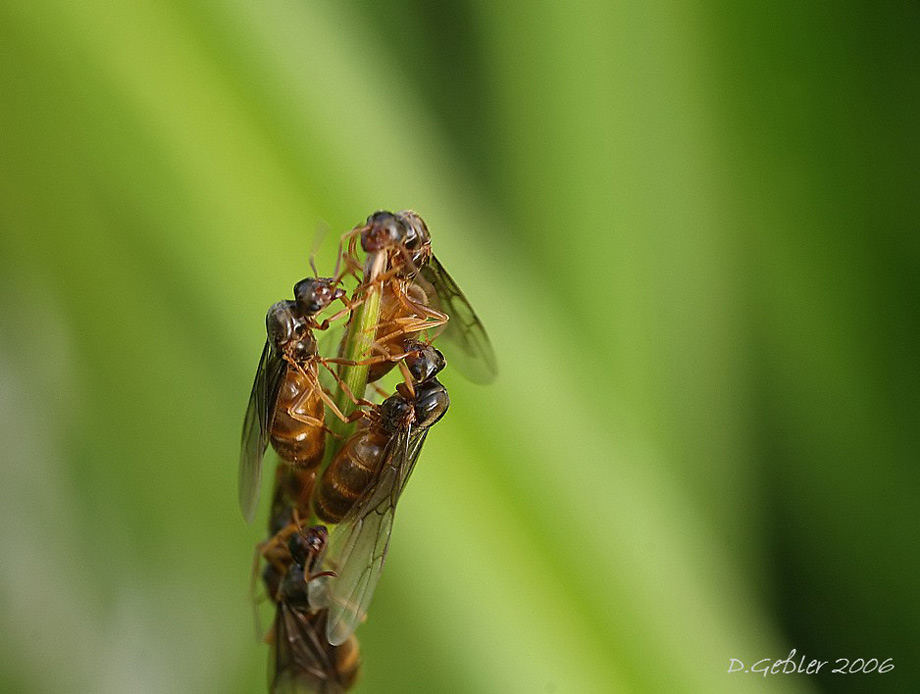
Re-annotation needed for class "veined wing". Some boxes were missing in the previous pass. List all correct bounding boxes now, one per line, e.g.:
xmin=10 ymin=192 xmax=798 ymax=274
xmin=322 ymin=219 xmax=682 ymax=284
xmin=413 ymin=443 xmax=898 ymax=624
xmin=323 ymin=424 xmax=430 ymax=646
xmin=271 ymin=605 xmax=345 ymax=694
xmin=239 ymin=340 xmax=287 ymax=523
xmin=420 ymin=255 xmax=497 ymax=384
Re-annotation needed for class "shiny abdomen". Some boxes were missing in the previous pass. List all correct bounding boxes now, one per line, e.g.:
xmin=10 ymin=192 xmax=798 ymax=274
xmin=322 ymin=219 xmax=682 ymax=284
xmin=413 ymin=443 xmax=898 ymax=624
xmin=270 ymin=364 xmax=325 ymax=468
xmin=314 ymin=426 xmax=388 ymax=523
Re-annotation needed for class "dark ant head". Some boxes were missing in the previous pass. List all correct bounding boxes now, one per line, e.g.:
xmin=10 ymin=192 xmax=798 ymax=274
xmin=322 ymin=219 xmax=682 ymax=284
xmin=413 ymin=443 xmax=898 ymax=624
xmin=361 ymin=211 xmax=404 ymax=253
xmin=403 ymin=341 xmax=446 ymax=384
xmin=305 ymin=525 xmax=328 ymax=560
xmin=293 ymin=277 xmax=344 ymax=316
xmin=360 ymin=210 xmax=432 ymax=272
xmin=288 ymin=525 xmax=329 ymax=569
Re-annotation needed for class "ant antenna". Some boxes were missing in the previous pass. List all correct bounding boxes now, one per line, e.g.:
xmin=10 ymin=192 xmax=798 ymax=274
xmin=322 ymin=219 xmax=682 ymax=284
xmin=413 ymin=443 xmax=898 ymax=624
xmin=309 ymin=221 xmax=330 ymax=278
xmin=332 ymin=235 xmax=343 ymax=282
xmin=336 ymin=221 xmax=372 ymax=282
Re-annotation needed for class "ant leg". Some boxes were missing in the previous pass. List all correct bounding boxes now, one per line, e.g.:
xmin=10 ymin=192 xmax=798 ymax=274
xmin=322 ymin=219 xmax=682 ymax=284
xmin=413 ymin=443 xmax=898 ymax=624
xmin=324 ymin=336 xmax=430 ymax=371
xmin=426 ymin=319 xmax=449 ymax=343
xmin=395 ymin=243 xmax=422 ymax=278
xmin=322 ymin=337 xmax=412 ymax=373
xmin=397 ymin=359 xmax=416 ymax=398
xmin=341 ymin=250 xmax=364 ymax=282
xmin=365 ymin=308 xmax=448 ymax=353
xmin=316 ymin=359 xmax=376 ymax=409
xmin=283 ymin=383 xmax=362 ymax=431
xmin=397 ymin=294 xmax=449 ymax=325
xmin=284 ymin=407 xmax=326 ymax=429
xmin=291 ymin=507 xmax=305 ymax=531
xmin=338 ymin=225 xmax=364 ymax=261
xmin=315 ymin=293 xmax=367 ymax=330
xmin=323 ymin=352 xmax=393 ymax=369
xmin=388 ymin=278 xmax=449 ymax=326
xmin=316 ymin=384 xmax=368 ymax=425
xmin=372 ymin=318 xmax=430 ymax=347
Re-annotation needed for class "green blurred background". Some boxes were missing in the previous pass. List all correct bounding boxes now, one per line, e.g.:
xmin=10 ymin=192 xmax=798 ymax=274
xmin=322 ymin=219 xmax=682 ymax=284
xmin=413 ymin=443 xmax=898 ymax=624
xmin=1 ymin=1 xmax=917 ymax=692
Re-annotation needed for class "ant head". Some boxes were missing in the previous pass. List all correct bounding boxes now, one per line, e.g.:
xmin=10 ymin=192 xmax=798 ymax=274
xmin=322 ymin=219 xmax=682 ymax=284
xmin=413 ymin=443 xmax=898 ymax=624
xmin=359 ymin=210 xmax=432 ymax=273
xmin=403 ymin=341 xmax=446 ymax=383
xmin=361 ymin=211 xmax=404 ymax=253
xmin=293 ymin=277 xmax=344 ymax=316
xmin=288 ymin=525 xmax=329 ymax=568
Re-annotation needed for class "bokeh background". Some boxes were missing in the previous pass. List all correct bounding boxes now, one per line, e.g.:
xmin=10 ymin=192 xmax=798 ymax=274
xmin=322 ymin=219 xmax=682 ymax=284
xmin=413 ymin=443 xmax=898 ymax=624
xmin=1 ymin=1 xmax=917 ymax=693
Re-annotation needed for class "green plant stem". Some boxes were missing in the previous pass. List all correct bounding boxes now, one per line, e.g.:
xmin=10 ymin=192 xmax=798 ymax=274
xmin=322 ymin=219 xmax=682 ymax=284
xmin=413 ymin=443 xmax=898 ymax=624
xmin=308 ymin=252 xmax=384 ymax=525
xmin=333 ymin=286 xmax=381 ymax=425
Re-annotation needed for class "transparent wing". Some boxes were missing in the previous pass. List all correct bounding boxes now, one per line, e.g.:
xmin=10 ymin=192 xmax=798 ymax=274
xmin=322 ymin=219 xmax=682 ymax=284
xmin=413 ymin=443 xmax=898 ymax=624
xmin=323 ymin=425 xmax=430 ymax=646
xmin=239 ymin=341 xmax=287 ymax=523
xmin=420 ymin=255 xmax=497 ymax=384
xmin=271 ymin=606 xmax=344 ymax=694
xmin=396 ymin=426 xmax=430 ymax=495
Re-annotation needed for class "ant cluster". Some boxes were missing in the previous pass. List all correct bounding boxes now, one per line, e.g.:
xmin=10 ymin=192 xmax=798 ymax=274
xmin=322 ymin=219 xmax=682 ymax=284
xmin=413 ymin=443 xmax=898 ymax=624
xmin=238 ymin=210 xmax=496 ymax=693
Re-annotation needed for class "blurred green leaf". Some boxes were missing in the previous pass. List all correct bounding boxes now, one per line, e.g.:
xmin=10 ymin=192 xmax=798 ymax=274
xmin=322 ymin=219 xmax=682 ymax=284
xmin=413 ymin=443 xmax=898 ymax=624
xmin=2 ymin=1 xmax=917 ymax=693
